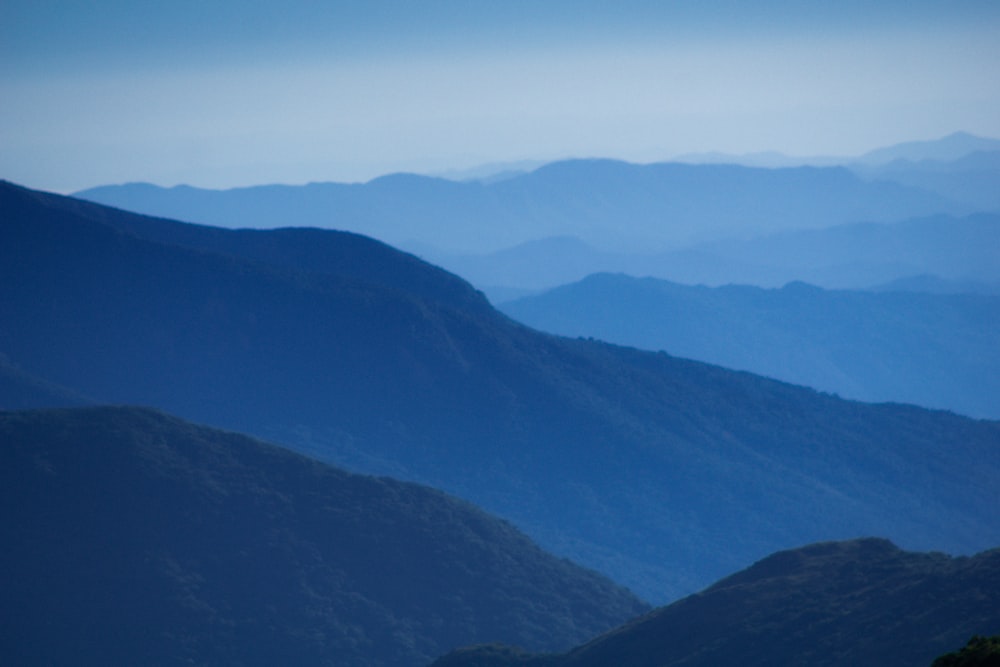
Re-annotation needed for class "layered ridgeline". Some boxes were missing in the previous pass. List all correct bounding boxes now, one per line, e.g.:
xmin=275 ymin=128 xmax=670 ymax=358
xmin=437 ymin=212 xmax=1000 ymax=296
xmin=499 ymin=273 xmax=1000 ymax=419
xmin=3 ymin=180 xmax=1000 ymax=603
xmin=0 ymin=406 xmax=647 ymax=666
xmin=74 ymin=159 xmax=966 ymax=255
xmin=433 ymin=539 xmax=1000 ymax=667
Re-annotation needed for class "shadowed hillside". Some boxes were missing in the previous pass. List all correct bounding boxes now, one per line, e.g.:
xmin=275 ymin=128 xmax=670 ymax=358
xmin=3 ymin=180 xmax=999 ymax=603
xmin=0 ymin=406 xmax=647 ymax=666
xmin=433 ymin=539 xmax=1000 ymax=667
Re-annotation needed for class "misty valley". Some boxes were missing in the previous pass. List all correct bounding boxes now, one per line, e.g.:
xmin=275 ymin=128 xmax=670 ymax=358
xmin=3 ymin=132 xmax=1000 ymax=666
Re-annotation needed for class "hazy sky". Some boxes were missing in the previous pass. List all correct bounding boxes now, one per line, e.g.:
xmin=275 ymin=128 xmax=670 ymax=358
xmin=3 ymin=1 xmax=999 ymax=192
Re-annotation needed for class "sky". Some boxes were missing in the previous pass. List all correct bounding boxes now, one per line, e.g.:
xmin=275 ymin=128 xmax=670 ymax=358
xmin=2 ymin=1 xmax=999 ymax=193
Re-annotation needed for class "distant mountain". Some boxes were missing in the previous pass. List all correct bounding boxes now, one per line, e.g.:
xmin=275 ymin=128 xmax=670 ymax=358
xmin=433 ymin=538 xmax=1000 ymax=667
xmin=856 ymin=131 xmax=1000 ymax=166
xmin=430 ymin=236 xmax=625 ymax=297
xmin=0 ymin=406 xmax=647 ymax=666
xmin=431 ymin=159 xmax=547 ymax=183
xmin=694 ymin=213 xmax=1000 ymax=289
xmin=852 ymin=150 xmax=1000 ymax=212
xmin=669 ymin=149 xmax=845 ymax=168
xmin=74 ymin=160 xmax=965 ymax=254
xmin=669 ymin=132 xmax=1000 ymax=171
xmin=3 ymin=180 xmax=1000 ymax=603
xmin=498 ymin=273 xmax=1000 ymax=419
xmin=432 ymin=213 xmax=1000 ymax=294
xmin=870 ymin=273 xmax=1000 ymax=296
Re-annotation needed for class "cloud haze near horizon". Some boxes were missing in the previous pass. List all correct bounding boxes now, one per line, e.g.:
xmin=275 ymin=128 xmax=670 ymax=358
xmin=2 ymin=1 xmax=999 ymax=192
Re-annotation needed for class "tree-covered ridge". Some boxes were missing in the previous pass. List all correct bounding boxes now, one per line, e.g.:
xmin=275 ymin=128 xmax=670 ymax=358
xmin=933 ymin=636 xmax=1000 ymax=667
xmin=0 ymin=406 xmax=647 ymax=666
xmin=433 ymin=539 xmax=1000 ymax=667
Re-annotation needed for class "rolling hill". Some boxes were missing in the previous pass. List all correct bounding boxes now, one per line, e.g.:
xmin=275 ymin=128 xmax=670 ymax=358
xmin=3 ymin=179 xmax=999 ymax=603
xmin=432 ymin=538 xmax=1000 ymax=667
xmin=498 ymin=273 xmax=1000 ymax=419
xmin=0 ymin=405 xmax=647 ymax=666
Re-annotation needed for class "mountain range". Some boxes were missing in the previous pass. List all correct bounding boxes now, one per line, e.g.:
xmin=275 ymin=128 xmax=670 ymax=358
xmin=0 ymin=405 xmax=646 ymax=666
xmin=432 ymin=538 xmax=1000 ymax=667
xmin=498 ymin=273 xmax=1000 ymax=419
xmin=427 ymin=211 xmax=1000 ymax=297
xmin=3 ymin=179 xmax=1000 ymax=604
xmin=75 ymin=159 xmax=967 ymax=256
xmin=74 ymin=133 xmax=1000 ymax=298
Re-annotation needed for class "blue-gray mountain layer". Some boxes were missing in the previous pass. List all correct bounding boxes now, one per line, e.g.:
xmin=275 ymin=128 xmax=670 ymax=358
xmin=75 ymin=160 xmax=965 ymax=253
xmin=499 ymin=273 xmax=1000 ymax=419
xmin=3 ymin=180 xmax=999 ymax=603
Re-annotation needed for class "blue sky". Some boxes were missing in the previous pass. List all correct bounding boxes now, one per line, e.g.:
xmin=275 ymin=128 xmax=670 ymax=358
xmin=2 ymin=1 xmax=999 ymax=192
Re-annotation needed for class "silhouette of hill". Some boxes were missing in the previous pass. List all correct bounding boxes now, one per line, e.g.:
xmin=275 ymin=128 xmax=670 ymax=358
xmin=933 ymin=635 xmax=1000 ymax=667
xmin=499 ymin=273 xmax=1000 ymax=419
xmin=432 ymin=539 xmax=1000 ymax=667
xmin=0 ymin=406 xmax=647 ymax=666
xmin=3 ymin=180 xmax=1000 ymax=603
xmin=75 ymin=160 xmax=965 ymax=254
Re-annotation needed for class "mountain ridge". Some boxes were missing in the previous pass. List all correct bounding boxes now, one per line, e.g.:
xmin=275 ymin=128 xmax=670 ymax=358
xmin=498 ymin=272 xmax=1000 ymax=418
xmin=3 ymin=179 xmax=999 ymax=603
xmin=432 ymin=537 xmax=1000 ymax=667
xmin=74 ymin=159 xmax=966 ymax=254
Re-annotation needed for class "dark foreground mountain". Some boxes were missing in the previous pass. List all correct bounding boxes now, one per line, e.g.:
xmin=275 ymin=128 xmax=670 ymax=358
xmin=0 ymin=406 xmax=647 ymax=666
xmin=3 ymin=180 xmax=1000 ymax=603
xmin=432 ymin=539 xmax=1000 ymax=667
xmin=933 ymin=635 xmax=1000 ymax=667
xmin=74 ymin=159 xmax=963 ymax=254
xmin=499 ymin=273 xmax=1000 ymax=419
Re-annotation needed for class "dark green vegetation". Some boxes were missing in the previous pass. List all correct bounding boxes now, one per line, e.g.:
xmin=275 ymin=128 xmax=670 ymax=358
xmin=3 ymin=180 xmax=1000 ymax=602
xmin=499 ymin=273 xmax=1000 ymax=418
xmin=0 ymin=406 xmax=647 ymax=666
xmin=933 ymin=635 xmax=1000 ymax=667
xmin=433 ymin=539 xmax=1000 ymax=667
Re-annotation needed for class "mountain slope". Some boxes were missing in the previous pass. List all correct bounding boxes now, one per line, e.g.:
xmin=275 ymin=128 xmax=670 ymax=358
xmin=433 ymin=539 xmax=1000 ymax=667
xmin=3 ymin=180 xmax=1000 ymax=603
xmin=0 ymin=406 xmax=648 ymax=666
xmin=499 ymin=273 xmax=1000 ymax=419
xmin=75 ymin=160 xmax=965 ymax=253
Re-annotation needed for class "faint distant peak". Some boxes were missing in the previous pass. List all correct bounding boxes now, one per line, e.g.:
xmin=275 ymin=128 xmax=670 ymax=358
xmin=431 ymin=159 xmax=548 ymax=184
xmin=669 ymin=150 xmax=845 ymax=168
xmin=856 ymin=131 xmax=1000 ymax=166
